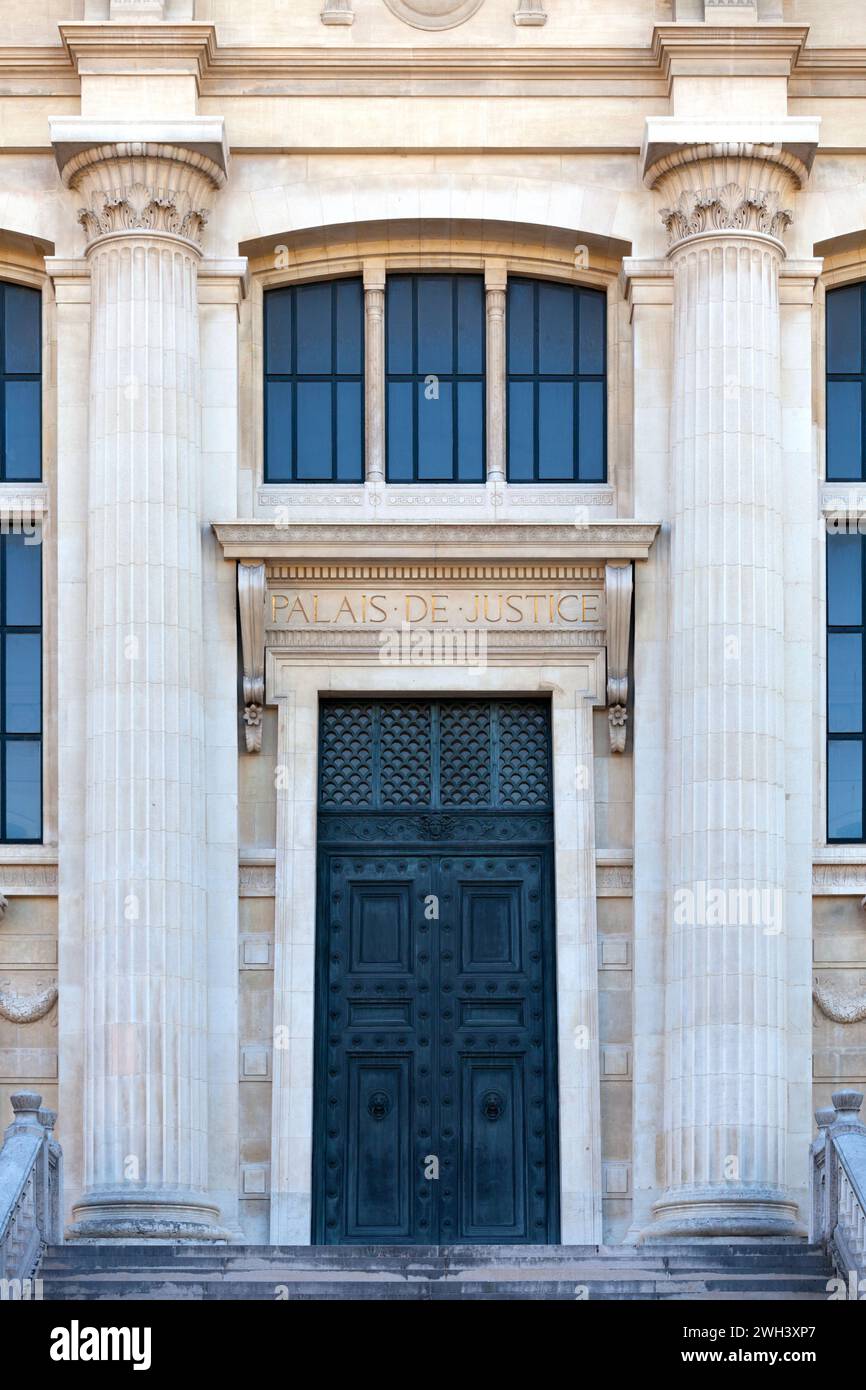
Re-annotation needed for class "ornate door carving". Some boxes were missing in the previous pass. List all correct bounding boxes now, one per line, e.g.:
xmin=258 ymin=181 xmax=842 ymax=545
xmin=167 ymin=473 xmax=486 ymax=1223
xmin=313 ymin=698 xmax=560 ymax=1244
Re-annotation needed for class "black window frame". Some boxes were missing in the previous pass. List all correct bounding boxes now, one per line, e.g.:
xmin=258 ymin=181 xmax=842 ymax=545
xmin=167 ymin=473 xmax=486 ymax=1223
xmin=0 ymin=530 xmax=42 ymax=844
xmin=506 ymin=277 xmax=607 ymax=484
xmin=0 ymin=280 xmax=42 ymax=483
xmin=827 ymin=530 xmax=866 ymax=844
xmin=263 ymin=277 xmax=365 ymax=484
xmin=826 ymin=279 xmax=866 ymax=483
xmin=385 ymin=272 xmax=486 ymax=485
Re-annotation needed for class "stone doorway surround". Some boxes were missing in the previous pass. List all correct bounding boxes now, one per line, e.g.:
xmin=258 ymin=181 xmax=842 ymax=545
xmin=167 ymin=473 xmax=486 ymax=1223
xmin=213 ymin=521 xmax=659 ymax=1244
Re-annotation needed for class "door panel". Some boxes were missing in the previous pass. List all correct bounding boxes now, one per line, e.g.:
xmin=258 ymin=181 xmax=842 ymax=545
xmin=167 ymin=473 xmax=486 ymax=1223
xmin=313 ymin=699 xmax=559 ymax=1245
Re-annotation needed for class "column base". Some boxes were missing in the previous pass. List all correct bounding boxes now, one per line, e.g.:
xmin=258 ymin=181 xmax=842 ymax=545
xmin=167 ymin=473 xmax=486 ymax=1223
xmin=67 ymin=1190 xmax=230 ymax=1243
xmin=642 ymin=1186 xmax=806 ymax=1242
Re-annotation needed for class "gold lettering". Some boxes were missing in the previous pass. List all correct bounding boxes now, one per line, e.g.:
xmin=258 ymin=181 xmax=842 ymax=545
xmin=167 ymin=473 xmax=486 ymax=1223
xmin=556 ymin=594 xmax=582 ymax=623
xmin=368 ymin=594 xmax=388 ymax=623
xmin=505 ymin=594 xmax=524 ymax=623
xmin=334 ymin=596 xmax=358 ymax=623
xmin=431 ymin=595 xmax=448 ymax=623
xmin=287 ymin=596 xmax=310 ymax=623
xmin=582 ymin=594 xmax=600 ymax=623
xmin=465 ymin=595 xmax=480 ymax=624
xmin=271 ymin=594 xmax=289 ymax=623
xmin=405 ymin=593 xmax=428 ymax=623
xmin=483 ymin=594 xmax=502 ymax=623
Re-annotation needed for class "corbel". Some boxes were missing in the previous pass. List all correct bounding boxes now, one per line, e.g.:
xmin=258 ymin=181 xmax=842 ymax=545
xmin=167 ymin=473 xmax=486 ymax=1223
xmin=605 ymin=562 xmax=633 ymax=754
xmin=238 ymin=561 xmax=268 ymax=753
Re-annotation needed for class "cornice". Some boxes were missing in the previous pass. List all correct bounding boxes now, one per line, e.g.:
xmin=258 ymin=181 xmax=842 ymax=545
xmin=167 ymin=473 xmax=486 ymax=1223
xmin=651 ymin=23 xmax=811 ymax=80
xmin=212 ymin=520 xmax=661 ymax=564
xmin=58 ymin=22 xmax=218 ymax=83
xmin=6 ymin=28 xmax=866 ymax=102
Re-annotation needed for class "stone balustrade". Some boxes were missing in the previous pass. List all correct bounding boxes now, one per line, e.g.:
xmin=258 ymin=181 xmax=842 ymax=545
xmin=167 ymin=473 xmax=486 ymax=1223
xmin=811 ymin=1091 xmax=866 ymax=1286
xmin=0 ymin=1092 xmax=62 ymax=1290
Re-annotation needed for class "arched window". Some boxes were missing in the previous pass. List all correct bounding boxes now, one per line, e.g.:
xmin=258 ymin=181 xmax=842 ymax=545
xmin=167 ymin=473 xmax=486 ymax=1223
xmin=1 ymin=282 xmax=41 ymax=481
xmin=386 ymin=273 xmax=485 ymax=483
xmin=264 ymin=278 xmax=364 ymax=482
xmin=827 ymin=282 xmax=865 ymax=480
xmin=507 ymin=279 xmax=606 ymax=483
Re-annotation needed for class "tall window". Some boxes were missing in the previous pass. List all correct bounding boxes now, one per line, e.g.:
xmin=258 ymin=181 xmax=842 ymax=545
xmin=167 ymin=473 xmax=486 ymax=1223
xmin=827 ymin=532 xmax=865 ymax=841
xmin=0 ymin=532 xmax=41 ymax=842
xmin=1 ymin=283 xmax=41 ymax=481
xmin=264 ymin=279 xmax=364 ymax=482
xmin=827 ymin=282 xmax=866 ymax=481
xmin=507 ymin=279 xmax=605 ymax=483
xmin=386 ymin=274 xmax=485 ymax=483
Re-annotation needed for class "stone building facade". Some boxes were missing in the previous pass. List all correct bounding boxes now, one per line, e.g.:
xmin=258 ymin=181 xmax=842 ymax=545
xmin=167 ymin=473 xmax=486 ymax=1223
xmin=0 ymin=0 xmax=864 ymax=1248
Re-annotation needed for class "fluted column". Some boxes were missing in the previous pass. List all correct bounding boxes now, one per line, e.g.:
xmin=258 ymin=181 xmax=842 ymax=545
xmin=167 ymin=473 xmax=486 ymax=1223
xmin=485 ymin=262 xmax=507 ymax=483
xmin=58 ymin=135 xmax=227 ymax=1239
xmin=646 ymin=142 xmax=810 ymax=1238
xmin=364 ymin=262 xmax=386 ymax=484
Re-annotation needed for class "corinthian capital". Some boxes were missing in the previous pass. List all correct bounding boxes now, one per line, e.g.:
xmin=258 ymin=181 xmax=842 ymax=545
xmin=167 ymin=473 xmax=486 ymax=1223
xmin=50 ymin=118 xmax=229 ymax=251
xmin=642 ymin=118 xmax=820 ymax=252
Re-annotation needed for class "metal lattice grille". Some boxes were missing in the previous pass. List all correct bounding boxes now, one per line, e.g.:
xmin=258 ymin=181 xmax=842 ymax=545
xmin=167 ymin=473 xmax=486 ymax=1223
xmin=380 ymin=701 xmax=432 ymax=807
xmin=318 ymin=698 xmax=551 ymax=811
xmin=319 ymin=701 xmax=374 ymax=807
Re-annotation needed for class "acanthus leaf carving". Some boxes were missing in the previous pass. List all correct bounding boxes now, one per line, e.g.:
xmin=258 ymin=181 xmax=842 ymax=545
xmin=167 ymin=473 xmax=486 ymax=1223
xmin=660 ymin=184 xmax=794 ymax=250
xmin=78 ymin=187 xmax=210 ymax=249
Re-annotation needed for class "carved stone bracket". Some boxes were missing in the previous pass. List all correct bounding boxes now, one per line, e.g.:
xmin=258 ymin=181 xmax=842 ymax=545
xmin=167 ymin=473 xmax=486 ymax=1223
xmin=514 ymin=0 xmax=547 ymax=23
xmin=605 ymin=563 xmax=633 ymax=754
xmin=0 ymin=980 xmax=58 ymax=1024
xmin=321 ymin=0 xmax=354 ymax=22
xmin=238 ymin=561 xmax=268 ymax=753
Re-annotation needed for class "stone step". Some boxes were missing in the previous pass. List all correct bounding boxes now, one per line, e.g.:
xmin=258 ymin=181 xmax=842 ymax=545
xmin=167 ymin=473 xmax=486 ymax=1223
xmin=39 ymin=1276 xmax=832 ymax=1302
xmin=40 ymin=1240 xmax=834 ymax=1301
xmin=41 ymin=1240 xmax=828 ymax=1269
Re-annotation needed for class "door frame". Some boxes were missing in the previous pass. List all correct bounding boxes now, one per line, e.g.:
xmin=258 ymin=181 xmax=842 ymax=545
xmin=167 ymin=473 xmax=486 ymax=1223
xmin=267 ymin=655 xmax=605 ymax=1246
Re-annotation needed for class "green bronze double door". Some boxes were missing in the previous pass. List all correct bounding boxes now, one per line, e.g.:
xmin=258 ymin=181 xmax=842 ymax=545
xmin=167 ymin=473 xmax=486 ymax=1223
xmin=312 ymin=698 xmax=560 ymax=1245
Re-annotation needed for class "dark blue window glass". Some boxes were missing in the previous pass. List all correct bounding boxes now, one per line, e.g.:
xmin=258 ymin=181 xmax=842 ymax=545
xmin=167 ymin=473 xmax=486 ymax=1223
xmin=386 ymin=274 xmax=484 ymax=483
xmin=827 ymin=282 xmax=866 ymax=481
xmin=507 ymin=279 xmax=606 ymax=483
xmin=828 ymin=532 xmax=866 ymax=841
xmin=0 ymin=532 xmax=42 ymax=842
xmin=264 ymin=279 xmax=364 ymax=482
xmin=0 ymin=283 xmax=41 ymax=482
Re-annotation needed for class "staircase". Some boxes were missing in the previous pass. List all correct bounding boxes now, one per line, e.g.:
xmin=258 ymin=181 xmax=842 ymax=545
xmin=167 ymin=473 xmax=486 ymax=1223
xmin=41 ymin=1241 xmax=833 ymax=1301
